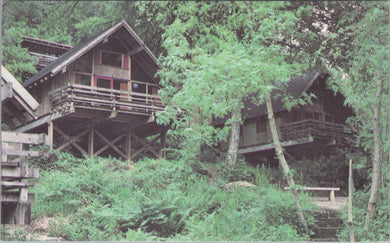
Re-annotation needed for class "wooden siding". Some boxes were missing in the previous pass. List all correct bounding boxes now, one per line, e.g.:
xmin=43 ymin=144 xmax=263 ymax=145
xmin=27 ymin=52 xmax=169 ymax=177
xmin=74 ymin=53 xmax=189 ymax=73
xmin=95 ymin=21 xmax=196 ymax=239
xmin=94 ymin=64 xmax=129 ymax=79
xmin=32 ymin=71 xmax=72 ymax=117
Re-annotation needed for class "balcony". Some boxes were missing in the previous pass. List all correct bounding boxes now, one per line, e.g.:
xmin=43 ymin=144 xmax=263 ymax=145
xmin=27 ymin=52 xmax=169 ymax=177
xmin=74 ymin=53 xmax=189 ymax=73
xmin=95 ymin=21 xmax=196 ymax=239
xmin=238 ymin=119 xmax=351 ymax=155
xmin=49 ymin=84 xmax=164 ymax=116
xmin=281 ymin=119 xmax=352 ymax=141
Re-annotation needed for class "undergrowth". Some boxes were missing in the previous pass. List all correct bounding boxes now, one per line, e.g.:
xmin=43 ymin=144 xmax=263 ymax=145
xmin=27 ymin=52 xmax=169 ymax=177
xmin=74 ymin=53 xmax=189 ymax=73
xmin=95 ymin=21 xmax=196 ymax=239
xmin=31 ymin=152 xmax=317 ymax=241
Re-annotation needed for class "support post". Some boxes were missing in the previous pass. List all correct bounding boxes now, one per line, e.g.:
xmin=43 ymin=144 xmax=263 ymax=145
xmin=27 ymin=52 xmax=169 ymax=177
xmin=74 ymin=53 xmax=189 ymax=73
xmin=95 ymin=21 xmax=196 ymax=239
xmin=126 ymin=126 xmax=132 ymax=167
xmin=48 ymin=120 xmax=54 ymax=149
xmin=14 ymin=203 xmax=31 ymax=225
xmin=159 ymin=128 xmax=167 ymax=159
xmin=88 ymin=122 xmax=94 ymax=157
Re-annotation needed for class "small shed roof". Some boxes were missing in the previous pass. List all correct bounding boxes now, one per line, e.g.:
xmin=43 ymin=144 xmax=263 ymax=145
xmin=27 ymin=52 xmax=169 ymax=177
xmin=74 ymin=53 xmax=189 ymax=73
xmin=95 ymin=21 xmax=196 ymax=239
xmin=22 ymin=36 xmax=73 ymax=56
xmin=24 ymin=20 xmax=162 ymax=88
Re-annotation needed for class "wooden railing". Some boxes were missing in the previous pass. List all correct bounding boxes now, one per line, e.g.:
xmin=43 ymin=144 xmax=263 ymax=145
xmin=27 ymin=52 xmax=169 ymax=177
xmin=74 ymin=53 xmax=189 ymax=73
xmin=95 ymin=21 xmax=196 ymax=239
xmin=49 ymin=84 xmax=165 ymax=115
xmin=2 ymin=131 xmax=49 ymax=225
xmin=281 ymin=119 xmax=351 ymax=141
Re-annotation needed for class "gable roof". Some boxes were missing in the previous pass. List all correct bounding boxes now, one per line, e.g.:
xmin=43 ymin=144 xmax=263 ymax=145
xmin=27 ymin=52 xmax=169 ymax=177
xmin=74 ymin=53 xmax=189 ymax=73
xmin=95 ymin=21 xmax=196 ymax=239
xmin=213 ymin=71 xmax=320 ymax=126
xmin=23 ymin=20 xmax=162 ymax=88
xmin=243 ymin=71 xmax=320 ymax=119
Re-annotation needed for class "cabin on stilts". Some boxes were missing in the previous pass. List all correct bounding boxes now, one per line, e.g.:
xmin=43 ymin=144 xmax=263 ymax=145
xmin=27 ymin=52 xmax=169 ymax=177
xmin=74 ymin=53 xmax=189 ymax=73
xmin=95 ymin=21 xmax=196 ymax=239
xmin=15 ymin=21 xmax=166 ymax=161
xmin=2 ymin=65 xmax=49 ymax=224
xmin=220 ymin=71 xmax=354 ymax=164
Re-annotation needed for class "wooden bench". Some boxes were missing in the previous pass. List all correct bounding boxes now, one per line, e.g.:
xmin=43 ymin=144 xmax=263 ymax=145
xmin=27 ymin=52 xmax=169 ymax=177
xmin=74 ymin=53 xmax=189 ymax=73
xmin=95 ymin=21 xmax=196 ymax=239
xmin=284 ymin=187 xmax=340 ymax=201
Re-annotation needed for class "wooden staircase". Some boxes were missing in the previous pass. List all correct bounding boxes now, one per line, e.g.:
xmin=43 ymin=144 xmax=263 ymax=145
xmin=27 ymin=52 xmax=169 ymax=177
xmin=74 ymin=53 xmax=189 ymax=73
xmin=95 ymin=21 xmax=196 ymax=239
xmin=309 ymin=197 xmax=347 ymax=241
xmin=311 ymin=210 xmax=344 ymax=241
xmin=1 ymin=131 xmax=49 ymax=225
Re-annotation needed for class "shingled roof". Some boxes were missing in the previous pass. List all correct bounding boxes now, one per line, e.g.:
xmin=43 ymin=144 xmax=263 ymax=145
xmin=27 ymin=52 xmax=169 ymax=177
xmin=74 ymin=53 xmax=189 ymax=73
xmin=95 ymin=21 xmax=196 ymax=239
xmin=213 ymin=71 xmax=320 ymax=126
xmin=23 ymin=20 xmax=162 ymax=88
xmin=243 ymin=71 xmax=319 ymax=119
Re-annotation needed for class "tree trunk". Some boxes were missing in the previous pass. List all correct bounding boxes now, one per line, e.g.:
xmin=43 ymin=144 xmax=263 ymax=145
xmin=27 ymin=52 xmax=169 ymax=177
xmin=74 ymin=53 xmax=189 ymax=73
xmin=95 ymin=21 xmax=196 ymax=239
xmin=364 ymin=75 xmax=384 ymax=230
xmin=387 ymin=3 xmax=390 ymax=242
xmin=265 ymin=93 xmax=309 ymax=235
xmin=226 ymin=105 xmax=241 ymax=168
xmin=348 ymin=159 xmax=355 ymax=242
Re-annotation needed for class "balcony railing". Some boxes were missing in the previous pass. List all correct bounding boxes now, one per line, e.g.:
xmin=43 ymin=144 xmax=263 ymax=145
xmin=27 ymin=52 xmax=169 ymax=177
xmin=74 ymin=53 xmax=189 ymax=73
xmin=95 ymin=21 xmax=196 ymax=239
xmin=49 ymin=84 xmax=164 ymax=116
xmin=280 ymin=119 xmax=352 ymax=141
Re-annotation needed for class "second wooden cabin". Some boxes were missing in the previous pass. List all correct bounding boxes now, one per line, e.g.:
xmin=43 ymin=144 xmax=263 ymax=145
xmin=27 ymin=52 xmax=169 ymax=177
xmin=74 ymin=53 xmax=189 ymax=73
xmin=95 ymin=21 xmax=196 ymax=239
xmin=221 ymin=71 xmax=353 ymax=162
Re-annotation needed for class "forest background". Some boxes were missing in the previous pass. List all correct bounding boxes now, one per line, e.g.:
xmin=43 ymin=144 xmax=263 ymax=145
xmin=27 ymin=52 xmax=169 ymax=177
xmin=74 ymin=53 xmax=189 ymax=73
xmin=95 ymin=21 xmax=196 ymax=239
xmin=1 ymin=1 xmax=389 ymax=241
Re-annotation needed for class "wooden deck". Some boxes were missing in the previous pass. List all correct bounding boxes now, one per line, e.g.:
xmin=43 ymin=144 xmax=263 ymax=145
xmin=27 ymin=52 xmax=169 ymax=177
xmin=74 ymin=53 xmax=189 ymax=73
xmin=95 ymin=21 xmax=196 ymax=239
xmin=49 ymin=84 xmax=165 ymax=116
xmin=239 ymin=119 xmax=351 ymax=154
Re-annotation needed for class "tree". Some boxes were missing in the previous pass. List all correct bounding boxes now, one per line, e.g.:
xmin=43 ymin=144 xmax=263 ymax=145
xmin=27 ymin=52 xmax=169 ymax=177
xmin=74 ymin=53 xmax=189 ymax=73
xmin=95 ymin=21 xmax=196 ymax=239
xmin=157 ymin=2 xmax=309 ymax=167
xmin=293 ymin=2 xmax=389 ymax=231
xmin=265 ymin=94 xmax=309 ymax=235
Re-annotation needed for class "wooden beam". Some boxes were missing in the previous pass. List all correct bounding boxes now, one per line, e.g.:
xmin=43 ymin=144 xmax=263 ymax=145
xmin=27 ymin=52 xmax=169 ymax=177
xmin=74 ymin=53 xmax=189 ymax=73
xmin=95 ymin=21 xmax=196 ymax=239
xmin=160 ymin=129 xmax=166 ymax=159
xmin=1 ymin=181 xmax=37 ymax=187
xmin=1 ymin=191 xmax=35 ymax=203
xmin=2 ymin=149 xmax=44 ymax=157
xmin=2 ymin=131 xmax=48 ymax=145
xmin=131 ymin=134 xmax=160 ymax=160
xmin=88 ymin=122 xmax=94 ymax=157
xmin=238 ymin=136 xmax=314 ymax=155
xmin=1 ymin=166 xmax=39 ymax=179
xmin=94 ymin=130 xmax=127 ymax=158
xmin=54 ymin=125 xmax=88 ymax=155
xmin=14 ymin=112 xmax=66 ymax=133
xmin=128 ymin=44 xmax=145 ymax=56
xmin=48 ymin=120 xmax=54 ymax=148
xmin=131 ymin=133 xmax=159 ymax=158
xmin=126 ymin=127 xmax=132 ymax=161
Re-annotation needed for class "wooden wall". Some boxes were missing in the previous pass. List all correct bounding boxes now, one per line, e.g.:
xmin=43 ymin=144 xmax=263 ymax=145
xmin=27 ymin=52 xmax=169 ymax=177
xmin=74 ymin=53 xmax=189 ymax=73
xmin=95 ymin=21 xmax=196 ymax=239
xmin=94 ymin=64 xmax=129 ymax=80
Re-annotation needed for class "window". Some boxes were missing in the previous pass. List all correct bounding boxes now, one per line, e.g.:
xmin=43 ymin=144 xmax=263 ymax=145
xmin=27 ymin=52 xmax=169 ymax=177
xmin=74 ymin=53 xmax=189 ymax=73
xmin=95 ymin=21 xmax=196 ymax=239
xmin=75 ymin=73 xmax=91 ymax=86
xmin=113 ymin=79 xmax=128 ymax=91
xmin=101 ymin=51 xmax=122 ymax=67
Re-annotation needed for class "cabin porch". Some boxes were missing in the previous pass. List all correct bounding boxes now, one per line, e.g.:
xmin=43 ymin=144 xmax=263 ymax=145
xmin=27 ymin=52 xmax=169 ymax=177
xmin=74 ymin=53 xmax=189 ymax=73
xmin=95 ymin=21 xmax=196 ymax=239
xmin=238 ymin=119 xmax=351 ymax=155
xmin=15 ymin=82 xmax=166 ymax=162
xmin=49 ymin=82 xmax=164 ymax=117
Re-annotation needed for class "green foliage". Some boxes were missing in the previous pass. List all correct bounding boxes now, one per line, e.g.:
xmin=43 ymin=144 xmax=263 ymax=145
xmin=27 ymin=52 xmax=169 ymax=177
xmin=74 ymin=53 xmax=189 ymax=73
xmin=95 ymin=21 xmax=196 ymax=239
xmin=156 ymin=2 xmax=309 ymax=162
xmin=31 ymin=153 xmax=317 ymax=241
xmin=290 ymin=148 xmax=349 ymax=193
xmin=337 ymin=187 xmax=390 ymax=241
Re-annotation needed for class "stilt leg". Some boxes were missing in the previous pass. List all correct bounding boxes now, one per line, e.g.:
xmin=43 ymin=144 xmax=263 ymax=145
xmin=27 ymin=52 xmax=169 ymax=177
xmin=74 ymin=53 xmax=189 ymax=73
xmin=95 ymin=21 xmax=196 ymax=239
xmin=126 ymin=126 xmax=132 ymax=168
xmin=48 ymin=120 xmax=53 ymax=149
xmin=88 ymin=122 xmax=94 ymax=157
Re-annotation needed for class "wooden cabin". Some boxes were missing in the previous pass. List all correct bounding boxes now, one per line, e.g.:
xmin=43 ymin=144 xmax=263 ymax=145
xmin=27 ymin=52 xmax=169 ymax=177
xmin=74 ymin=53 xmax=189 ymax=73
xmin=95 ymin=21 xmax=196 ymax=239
xmin=12 ymin=21 xmax=166 ymax=161
xmin=223 ymin=72 xmax=353 ymax=162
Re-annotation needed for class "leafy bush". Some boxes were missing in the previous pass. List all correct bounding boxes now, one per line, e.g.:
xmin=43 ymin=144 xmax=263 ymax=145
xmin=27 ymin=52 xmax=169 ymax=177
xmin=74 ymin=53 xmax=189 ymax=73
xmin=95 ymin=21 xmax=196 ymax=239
xmin=31 ymin=152 xmax=317 ymax=241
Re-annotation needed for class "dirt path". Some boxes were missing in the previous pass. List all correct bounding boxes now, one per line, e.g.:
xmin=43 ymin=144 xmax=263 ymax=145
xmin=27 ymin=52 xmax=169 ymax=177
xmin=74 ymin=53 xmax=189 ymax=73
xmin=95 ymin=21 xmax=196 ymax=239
xmin=312 ymin=197 xmax=348 ymax=211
